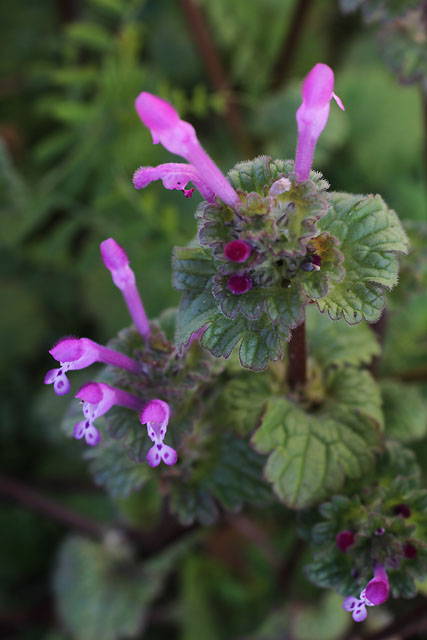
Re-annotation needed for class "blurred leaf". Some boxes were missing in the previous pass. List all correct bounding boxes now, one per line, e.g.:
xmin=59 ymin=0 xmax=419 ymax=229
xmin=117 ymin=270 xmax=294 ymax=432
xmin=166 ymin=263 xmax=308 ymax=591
xmin=293 ymin=592 xmax=349 ymax=640
xmin=54 ymin=535 xmax=188 ymax=640
xmin=378 ymin=7 xmax=427 ymax=84
xmin=381 ymin=380 xmax=427 ymax=442
xmin=306 ymin=305 xmax=380 ymax=368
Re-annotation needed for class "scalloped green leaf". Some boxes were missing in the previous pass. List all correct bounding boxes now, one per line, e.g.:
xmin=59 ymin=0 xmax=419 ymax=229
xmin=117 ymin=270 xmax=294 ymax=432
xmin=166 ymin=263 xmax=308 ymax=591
xmin=172 ymin=246 xmax=216 ymax=291
xmin=201 ymin=313 xmax=286 ymax=371
xmin=175 ymin=289 xmax=218 ymax=350
xmin=317 ymin=192 xmax=408 ymax=324
xmin=381 ymin=380 xmax=427 ymax=442
xmin=306 ymin=305 xmax=380 ymax=367
xmin=251 ymin=368 xmax=382 ymax=508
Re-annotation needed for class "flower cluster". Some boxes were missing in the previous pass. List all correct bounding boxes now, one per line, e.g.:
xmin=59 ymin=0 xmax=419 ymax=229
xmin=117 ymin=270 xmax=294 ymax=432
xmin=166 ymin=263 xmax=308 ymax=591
xmin=132 ymin=66 xmax=345 ymax=348
xmin=44 ymin=238 xmax=177 ymax=466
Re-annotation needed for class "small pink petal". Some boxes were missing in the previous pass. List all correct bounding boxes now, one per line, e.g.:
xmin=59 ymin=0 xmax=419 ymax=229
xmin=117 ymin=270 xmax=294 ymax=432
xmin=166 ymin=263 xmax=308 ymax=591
xmin=343 ymin=596 xmax=359 ymax=612
xmin=146 ymin=444 xmax=162 ymax=468
xmin=53 ymin=373 xmax=70 ymax=396
xmin=44 ymin=368 xmax=59 ymax=384
xmin=365 ymin=579 xmax=389 ymax=605
xmin=161 ymin=444 xmax=178 ymax=466
xmin=353 ymin=604 xmax=368 ymax=623
xmin=333 ymin=92 xmax=345 ymax=111
xmin=73 ymin=421 xmax=86 ymax=440
xmin=141 ymin=399 xmax=170 ymax=426
xmin=84 ymin=424 xmax=100 ymax=446
xmin=50 ymin=337 xmax=84 ymax=363
xmin=75 ymin=382 xmax=104 ymax=405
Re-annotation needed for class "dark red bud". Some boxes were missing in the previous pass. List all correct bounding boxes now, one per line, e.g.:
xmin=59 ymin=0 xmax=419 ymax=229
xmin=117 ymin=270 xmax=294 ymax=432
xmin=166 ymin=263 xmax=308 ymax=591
xmin=224 ymin=240 xmax=251 ymax=263
xmin=227 ymin=274 xmax=253 ymax=295
xmin=336 ymin=530 xmax=355 ymax=552
xmin=404 ymin=542 xmax=417 ymax=559
xmin=394 ymin=504 xmax=411 ymax=518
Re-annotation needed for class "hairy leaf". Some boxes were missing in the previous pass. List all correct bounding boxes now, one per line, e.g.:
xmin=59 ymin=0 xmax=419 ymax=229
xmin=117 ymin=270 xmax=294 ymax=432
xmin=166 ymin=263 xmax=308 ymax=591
xmin=252 ymin=368 xmax=382 ymax=508
xmin=317 ymin=192 xmax=408 ymax=323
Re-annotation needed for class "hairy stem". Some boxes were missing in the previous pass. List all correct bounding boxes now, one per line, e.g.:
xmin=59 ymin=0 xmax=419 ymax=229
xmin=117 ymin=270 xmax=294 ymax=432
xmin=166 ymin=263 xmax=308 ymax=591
xmin=287 ymin=320 xmax=307 ymax=389
xmin=178 ymin=0 xmax=253 ymax=156
xmin=270 ymin=0 xmax=313 ymax=90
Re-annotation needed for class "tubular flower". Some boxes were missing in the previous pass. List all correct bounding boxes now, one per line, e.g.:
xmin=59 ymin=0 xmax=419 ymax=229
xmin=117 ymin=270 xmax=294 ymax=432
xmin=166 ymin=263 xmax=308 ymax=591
xmin=100 ymin=238 xmax=151 ymax=339
xmin=134 ymin=92 xmax=240 ymax=209
xmin=343 ymin=564 xmax=389 ymax=622
xmin=133 ymin=163 xmax=215 ymax=202
xmin=74 ymin=382 xmax=144 ymax=446
xmin=295 ymin=63 xmax=345 ymax=182
xmin=44 ymin=337 xmax=139 ymax=396
xmin=140 ymin=399 xmax=178 ymax=468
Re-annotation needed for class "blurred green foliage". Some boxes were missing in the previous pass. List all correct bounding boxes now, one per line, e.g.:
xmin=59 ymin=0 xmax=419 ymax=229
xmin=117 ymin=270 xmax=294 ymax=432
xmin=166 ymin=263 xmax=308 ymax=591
xmin=0 ymin=0 xmax=426 ymax=638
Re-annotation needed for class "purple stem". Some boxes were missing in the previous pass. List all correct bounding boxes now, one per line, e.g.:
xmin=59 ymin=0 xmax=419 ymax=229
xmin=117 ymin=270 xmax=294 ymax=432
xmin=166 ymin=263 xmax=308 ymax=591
xmin=114 ymin=388 xmax=144 ymax=412
xmin=96 ymin=344 xmax=140 ymax=374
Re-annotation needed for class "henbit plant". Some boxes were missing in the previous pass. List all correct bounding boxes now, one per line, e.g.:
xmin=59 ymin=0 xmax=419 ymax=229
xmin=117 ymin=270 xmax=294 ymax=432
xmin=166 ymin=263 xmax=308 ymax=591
xmin=45 ymin=63 xmax=426 ymax=636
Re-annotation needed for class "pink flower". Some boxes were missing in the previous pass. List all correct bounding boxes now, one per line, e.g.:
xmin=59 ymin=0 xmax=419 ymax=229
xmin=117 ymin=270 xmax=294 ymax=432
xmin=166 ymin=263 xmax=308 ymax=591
xmin=295 ymin=63 xmax=344 ymax=182
xmin=133 ymin=163 xmax=215 ymax=202
xmin=74 ymin=382 xmax=144 ymax=446
xmin=44 ymin=336 xmax=139 ymax=396
xmin=100 ymin=238 xmax=150 ymax=339
xmin=343 ymin=564 xmax=389 ymax=623
xmin=134 ymin=92 xmax=240 ymax=208
xmin=140 ymin=399 xmax=177 ymax=468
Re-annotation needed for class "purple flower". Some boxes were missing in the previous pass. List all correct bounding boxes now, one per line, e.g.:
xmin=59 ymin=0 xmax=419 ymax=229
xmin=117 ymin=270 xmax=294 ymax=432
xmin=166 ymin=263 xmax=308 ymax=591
xmin=44 ymin=337 xmax=140 ymax=396
xmin=295 ymin=63 xmax=345 ymax=182
xmin=134 ymin=92 xmax=240 ymax=209
xmin=100 ymin=238 xmax=151 ymax=340
xmin=227 ymin=274 xmax=253 ymax=295
xmin=133 ymin=163 xmax=215 ymax=202
xmin=224 ymin=240 xmax=252 ymax=263
xmin=343 ymin=564 xmax=389 ymax=623
xmin=140 ymin=399 xmax=177 ymax=468
xmin=74 ymin=382 xmax=144 ymax=446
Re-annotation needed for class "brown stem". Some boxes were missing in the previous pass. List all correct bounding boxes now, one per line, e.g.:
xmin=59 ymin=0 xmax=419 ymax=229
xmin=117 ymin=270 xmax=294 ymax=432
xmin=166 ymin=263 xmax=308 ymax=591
xmin=0 ymin=473 xmax=196 ymax=556
xmin=398 ymin=366 xmax=427 ymax=382
xmin=278 ymin=537 xmax=306 ymax=595
xmin=178 ymin=0 xmax=253 ymax=156
xmin=0 ymin=473 xmax=105 ymax=538
xmin=270 ymin=0 xmax=314 ymax=91
xmin=287 ymin=320 xmax=307 ymax=390
xmin=369 ymin=309 xmax=387 ymax=376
